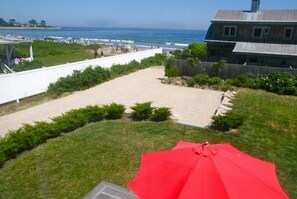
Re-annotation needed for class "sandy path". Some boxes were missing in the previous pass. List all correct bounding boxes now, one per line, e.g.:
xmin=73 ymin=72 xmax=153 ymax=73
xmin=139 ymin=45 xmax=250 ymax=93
xmin=0 ymin=66 xmax=223 ymax=137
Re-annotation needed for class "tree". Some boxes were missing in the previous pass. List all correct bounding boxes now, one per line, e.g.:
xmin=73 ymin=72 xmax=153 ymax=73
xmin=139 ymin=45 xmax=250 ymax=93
xmin=9 ymin=19 xmax=16 ymax=26
xmin=0 ymin=18 xmax=8 ymax=26
xmin=40 ymin=20 xmax=46 ymax=27
xmin=28 ymin=19 xmax=37 ymax=26
xmin=188 ymin=42 xmax=206 ymax=59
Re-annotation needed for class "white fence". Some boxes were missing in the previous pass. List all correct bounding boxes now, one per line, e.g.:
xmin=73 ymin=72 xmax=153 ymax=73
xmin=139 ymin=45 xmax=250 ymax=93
xmin=0 ymin=48 xmax=162 ymax=104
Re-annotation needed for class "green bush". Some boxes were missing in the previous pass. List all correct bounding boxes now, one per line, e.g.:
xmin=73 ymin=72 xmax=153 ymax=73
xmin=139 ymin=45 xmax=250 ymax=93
xmin=232 ymin=75 xmax=255 ymax=88
xmin=103 ymin=103 xmax=126 ymax=120
xmin=165 ymin=57 xmax=180 ymax=77
xmin=211 ymin=111 xmax=245 ymax=131
xmin=209 ymin=77 xmax=222 ymax=86
xmin=187 ymin=43 xmax=206 ymax=60
xmin=187 ymin=78 xmax=196 ymax=87
xmin=131 ymin=102 xmax=154 ymax=121
xmin=47 ymin=54 xmax=164 ymax=96
xmin=48 ymin=66 xmax=111 ymax=95
xmin=0 ymin=105 xmax=106 ymax=167
xmin=186 ymin=58 xmax=200 ymax=66
xmin=260 ymin=72 xmax=297 ymax=95
xmin=82 ymin=106 xmax=105 ymax=123
xmin=193 ymin=74 xmax=210 ymax=85
xmin=52 ymin=110 xmax=89 ymax=133
xmin=12 ymin=60 xmax=44 ymax=72
xmin=151 ymin=107 xmax=172 ymax=122
xmin=212 ymin=59 xmax=225 ymax=76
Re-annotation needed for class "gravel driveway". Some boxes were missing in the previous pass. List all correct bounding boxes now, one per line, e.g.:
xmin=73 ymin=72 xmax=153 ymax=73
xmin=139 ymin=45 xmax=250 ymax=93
xmin=0 ymin=66 xmax=223 ymax=137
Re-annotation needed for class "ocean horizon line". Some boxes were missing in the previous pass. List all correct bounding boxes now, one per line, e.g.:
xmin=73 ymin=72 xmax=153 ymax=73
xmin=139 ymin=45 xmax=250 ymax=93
xmin=59 ymin=26 xmax=208 ymax=31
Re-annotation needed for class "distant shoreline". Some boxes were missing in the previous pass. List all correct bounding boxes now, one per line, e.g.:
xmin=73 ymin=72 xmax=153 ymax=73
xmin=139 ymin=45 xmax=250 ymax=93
xmin=0 ymin=26 xmax=62 ymax=30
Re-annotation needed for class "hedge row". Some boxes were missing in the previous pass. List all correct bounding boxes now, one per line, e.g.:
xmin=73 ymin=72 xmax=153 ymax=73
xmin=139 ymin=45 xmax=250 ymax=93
xmin=188 ymin=72 xmax=297 ymax=96
xmin=48 ymin=54 xmax=165 ymax=95
xmin=0 ymin=101 xmax=171 ymax=167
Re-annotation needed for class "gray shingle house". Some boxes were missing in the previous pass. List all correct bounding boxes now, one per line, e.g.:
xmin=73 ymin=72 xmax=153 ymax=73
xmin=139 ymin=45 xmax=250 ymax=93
xmin=205 ymin=0 xmax=297 ymax=68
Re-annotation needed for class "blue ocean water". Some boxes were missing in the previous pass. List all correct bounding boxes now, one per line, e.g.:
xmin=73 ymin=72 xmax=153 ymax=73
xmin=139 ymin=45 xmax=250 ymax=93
xmin=0 ymin=27 xmax=207 ymax=45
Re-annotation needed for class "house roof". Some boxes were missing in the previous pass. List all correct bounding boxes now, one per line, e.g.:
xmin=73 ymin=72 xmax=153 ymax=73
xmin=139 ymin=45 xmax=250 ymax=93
xmin=0 ymin=37 xmax=32 ymax=45
xmin=233 ymin=42 xmax=297 ymax=57
xmin=212 ymin=10 xmax=297 ymax=23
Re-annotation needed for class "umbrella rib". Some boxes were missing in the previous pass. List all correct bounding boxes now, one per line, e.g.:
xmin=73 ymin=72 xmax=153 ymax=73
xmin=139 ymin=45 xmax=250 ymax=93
xmin=217 ymin=152 xmax=287 ymax=197
xmin=210 ymin=155 xmax=232 ymax=198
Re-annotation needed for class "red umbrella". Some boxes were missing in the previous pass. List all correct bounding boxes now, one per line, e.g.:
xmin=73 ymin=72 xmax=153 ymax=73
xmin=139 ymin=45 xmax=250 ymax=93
xmin=127 ymin=141 xmax=289 ymax=199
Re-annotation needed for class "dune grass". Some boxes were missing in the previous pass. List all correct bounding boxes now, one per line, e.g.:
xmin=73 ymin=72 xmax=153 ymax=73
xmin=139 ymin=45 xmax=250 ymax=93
xmin=0 ymin=88 xmax=296 ymax=199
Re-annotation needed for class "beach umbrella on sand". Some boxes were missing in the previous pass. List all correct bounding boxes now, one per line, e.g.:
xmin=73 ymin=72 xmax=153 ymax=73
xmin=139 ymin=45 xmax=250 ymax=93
xmin=127 ymin=141 xmax=289 ymax=199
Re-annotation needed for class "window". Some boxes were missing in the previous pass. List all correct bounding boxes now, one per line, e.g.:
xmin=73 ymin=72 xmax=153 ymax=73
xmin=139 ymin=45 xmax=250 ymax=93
xmin=210 ymin=49 xmax=216 ymax=56
xmin=263 ymin=27 xmax=270 ymax=34
xmin=284 ymin=27 xmax=294 ymax=39
xmin=224 ymin=26 xmax=237 ymax=37
xmin=253 ymin=27 xmax=263 ymax=38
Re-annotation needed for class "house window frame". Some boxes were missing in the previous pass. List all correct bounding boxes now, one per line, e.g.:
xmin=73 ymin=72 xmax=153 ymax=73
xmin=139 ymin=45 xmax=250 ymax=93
xmin=253 ymin=27 xmax=263 ymax=38
xmin=284 ymin=27 xmax=294 ymax=39
xmin=223 ymin=26 xmax=237 ymax=37
xmin=263 ymin=27 xmax=270 ymax=34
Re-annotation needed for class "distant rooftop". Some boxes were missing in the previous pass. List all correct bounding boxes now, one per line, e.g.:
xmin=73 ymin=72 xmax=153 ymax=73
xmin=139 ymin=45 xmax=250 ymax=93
xmin=212 ymin=10 xmax=297 ymax=23
xmin=0 ymin=37 xmax=32 ymax=45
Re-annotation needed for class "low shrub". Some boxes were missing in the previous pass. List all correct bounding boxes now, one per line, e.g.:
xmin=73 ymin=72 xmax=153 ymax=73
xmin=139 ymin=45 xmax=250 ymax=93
xmin=52 ymin=109 xmax=89 ymax=133
xmin=0 ymin=105 xmax=105 ymax=167
xmin=186 ymin=58 xmax=200 ymax=66
xmin=260 ymin=72 xmax=297 ymax=95
xmin=232 ymin=75 xmax=255 ymax=88
xmin=48 ymin=54 xmax=164 ymax=96
xmin=211 ymin=111 xmax=245 ymax=131
xmin=103 ymin=103 xmax=126 ymax=120
xmin=187 ymin=78 xmax=196 ymax=87
xmin=48 ymin=66 xmax=111 ymax=95
xmin=131 ymin=102 xmax=154 ymax=121
xmin=12 ymin=60 xmax=44 ymax=72
xmin=82 ymin=106 xmax=105 ymax=123
xmin=141 ymin=53 xmax=165 ymax=67
xmin=165 ymin=57 xmax=180 ymax=77
xmin=151 ymin=107 xmax=172 ymax=122
xmin=193 ymin=74 xmax=210 ymax=85
xmin=209 ymin=77 xmax=222 ymax=86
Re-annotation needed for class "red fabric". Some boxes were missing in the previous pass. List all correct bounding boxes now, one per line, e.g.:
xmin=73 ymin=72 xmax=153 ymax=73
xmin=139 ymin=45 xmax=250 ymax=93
xmin=127 ymin=141 xmax=289 ymax=199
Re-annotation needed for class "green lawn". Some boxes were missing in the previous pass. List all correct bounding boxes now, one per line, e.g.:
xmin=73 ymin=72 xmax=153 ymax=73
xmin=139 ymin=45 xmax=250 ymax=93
xmin=0 ymin=89 xmax=296 ymax=199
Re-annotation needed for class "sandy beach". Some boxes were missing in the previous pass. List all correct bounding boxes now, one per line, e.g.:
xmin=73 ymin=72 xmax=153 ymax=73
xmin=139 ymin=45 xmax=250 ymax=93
xmin=0 ymin=66 xmax=223 ymax=137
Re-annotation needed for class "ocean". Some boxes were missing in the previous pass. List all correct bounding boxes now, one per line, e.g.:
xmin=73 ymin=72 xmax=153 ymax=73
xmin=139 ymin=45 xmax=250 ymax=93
xmin=0 ymin=27 xmax=207 ymax=48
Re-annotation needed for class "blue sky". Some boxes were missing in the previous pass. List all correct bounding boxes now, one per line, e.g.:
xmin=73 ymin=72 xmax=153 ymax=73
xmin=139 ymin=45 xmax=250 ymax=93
xmin=1 ymin=0 xmax=297 ymax=30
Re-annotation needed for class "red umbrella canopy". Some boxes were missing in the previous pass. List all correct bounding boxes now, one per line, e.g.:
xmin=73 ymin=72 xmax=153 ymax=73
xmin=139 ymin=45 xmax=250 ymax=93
xmin=127 ymin=141 xmax=289 ymax=199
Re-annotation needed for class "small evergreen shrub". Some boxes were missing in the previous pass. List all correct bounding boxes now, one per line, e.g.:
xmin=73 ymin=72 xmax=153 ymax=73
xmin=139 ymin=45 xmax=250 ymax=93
xmin=82 ymin=106 xmax=105 ymax=123
xmin=209 ymin=77 xmax=222 ymax=86
xmin=187 ymin=78 xmax=196 ymax=87
xmin=232 ymin=75 xmax=254 ymax=88
xmin=52 ymin=109 xmax=88 ymax=133
xmin=151 ymin=107 xmax=172 ymax=122
xmin=211 ymin=111 xmax=245 ymax=131
xmin=131 ymin=102 xmax=154 ymax=121
xmin=165 ymin=65 xmax=180 ymax=77
xmin=103 ymin=103 xmax=126 ymax=120
xmin=165 ymin=57 xmax=180 ymax=77
xmin=0 ymin=105 xmax=106 ymax=167
xmin=193 ymin=74 xmax=210 ymax=85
